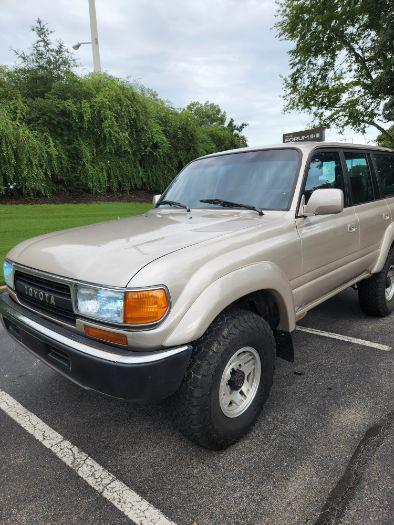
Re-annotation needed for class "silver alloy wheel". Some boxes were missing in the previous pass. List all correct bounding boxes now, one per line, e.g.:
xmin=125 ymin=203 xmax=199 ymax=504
xmin=219 ymin=346 xmax=262 ymax=418
xmin=386 ymin=265 xmax=394 ymax=301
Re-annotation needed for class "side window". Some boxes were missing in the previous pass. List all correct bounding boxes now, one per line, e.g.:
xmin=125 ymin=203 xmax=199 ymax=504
xmin=344 ymin=152 xmax=375 ymax=205
xmin=372 ymin=153 xmax=394 ymax=197
xmin=304 ymin=151 xmax=345 ymax=204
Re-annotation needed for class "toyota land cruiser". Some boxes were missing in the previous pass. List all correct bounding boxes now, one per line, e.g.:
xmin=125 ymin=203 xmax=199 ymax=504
xmin=1 ymin=142 xmax=393 ymax=449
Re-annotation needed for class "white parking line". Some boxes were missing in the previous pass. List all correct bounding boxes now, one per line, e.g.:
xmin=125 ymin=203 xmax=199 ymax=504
xmin=296 ymin=326 xmax=391 ymax=352
xmin=0 ymin=390 xmax=176 ymax=525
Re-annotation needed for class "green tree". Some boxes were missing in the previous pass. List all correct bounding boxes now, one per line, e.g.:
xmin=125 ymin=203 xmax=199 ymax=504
xmin=185 ymin=101 xmax=248 ymax=143
xmin=227 ymin=117 xmax=248 ymax=135
xmin=11 ymin=18 xmax=77 ymax=98
xmin=276 ymin=0 xmax=394 ymax=146
xmin=14 ymin=18 xmax=76 ymax=76
xmin=185 ymin=101 xmax=227 ymax=126
xmin=377 ymin=125 xmax=394 ymax=148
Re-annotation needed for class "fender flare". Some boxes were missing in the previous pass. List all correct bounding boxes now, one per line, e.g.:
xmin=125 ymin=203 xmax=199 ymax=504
xmin=371 ymin=222 xmax=394 ymax=274
xmin=164 ymin=261 xmax=295 ymax=347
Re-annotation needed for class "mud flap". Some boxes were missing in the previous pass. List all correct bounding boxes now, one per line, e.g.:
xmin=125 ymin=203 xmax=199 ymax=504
xmin=274 ymin=330 xmax=294 ymax=362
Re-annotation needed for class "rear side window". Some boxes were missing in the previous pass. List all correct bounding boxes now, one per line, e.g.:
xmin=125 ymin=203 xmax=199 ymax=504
xmin=372 ymin=153 xmax=394 ymax=197
xmin=344 ymin=152 xmax=374 ymax=205
xmin=304 ymin=151 xmax=345 ymax=204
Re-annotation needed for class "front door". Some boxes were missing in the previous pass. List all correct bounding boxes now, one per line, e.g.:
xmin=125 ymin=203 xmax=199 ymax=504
xmin=294 ymin=150 xmax=360 ymax=310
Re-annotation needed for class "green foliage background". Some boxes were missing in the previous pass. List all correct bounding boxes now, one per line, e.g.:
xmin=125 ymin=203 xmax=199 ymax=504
xmin=0 ymin=20 xmax=247 ymax=198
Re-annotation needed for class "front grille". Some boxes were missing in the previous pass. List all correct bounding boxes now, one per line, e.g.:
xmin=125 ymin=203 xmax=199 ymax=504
xmin=14 ymin=271 xmax=76 ymax=325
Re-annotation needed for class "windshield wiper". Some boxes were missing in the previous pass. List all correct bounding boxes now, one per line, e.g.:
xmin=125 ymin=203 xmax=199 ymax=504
xmin=200 ymin=198 xmax=264 ymax=216
xmin=157 ymin=200 xmax=190 ymax=212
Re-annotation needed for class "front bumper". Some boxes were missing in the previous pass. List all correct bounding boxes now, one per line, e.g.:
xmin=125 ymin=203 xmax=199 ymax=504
xmin=0 ymin=292 xmax=192 ymax=401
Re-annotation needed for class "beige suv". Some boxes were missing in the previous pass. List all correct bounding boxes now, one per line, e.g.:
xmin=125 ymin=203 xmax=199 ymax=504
xmin=1 ymin=142 xmax=393 ymax=449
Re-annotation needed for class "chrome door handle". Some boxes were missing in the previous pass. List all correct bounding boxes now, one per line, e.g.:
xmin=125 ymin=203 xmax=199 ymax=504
xmin=348 ymin=224 xmax=358 ymax=233
xmin=383 ymin=213 xmax=390 ymax=220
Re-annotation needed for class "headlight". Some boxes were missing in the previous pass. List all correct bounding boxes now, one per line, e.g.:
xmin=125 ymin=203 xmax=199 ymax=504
xmin=75 ymin=285 xmax=169 ymax=325
xmin=76 ymin=285 xmax=124 ymax=324
xmin=3 ymin=260 xmax=14 ymax=289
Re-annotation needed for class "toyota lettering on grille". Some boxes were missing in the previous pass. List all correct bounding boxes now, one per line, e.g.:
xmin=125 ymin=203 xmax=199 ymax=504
xmin=23 ymin=285 xmax=56 ymax=306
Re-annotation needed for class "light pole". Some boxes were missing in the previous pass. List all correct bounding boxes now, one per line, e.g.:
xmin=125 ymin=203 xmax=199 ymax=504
xmin=88 ymin=0 xmax=101 ymax=73
xmin=73 ymin=0 xmax=102 ymax=72
xmin=72 ymin=41 xmax=91 ymax=50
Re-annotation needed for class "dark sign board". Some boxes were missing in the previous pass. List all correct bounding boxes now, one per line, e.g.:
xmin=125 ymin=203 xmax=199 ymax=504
xmin=283 ymin=127 xmax=325 ymax=143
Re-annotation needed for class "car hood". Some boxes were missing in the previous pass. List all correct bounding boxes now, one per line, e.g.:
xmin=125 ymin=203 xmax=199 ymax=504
xmin=7 ymin=209 xmax=264 ymax=287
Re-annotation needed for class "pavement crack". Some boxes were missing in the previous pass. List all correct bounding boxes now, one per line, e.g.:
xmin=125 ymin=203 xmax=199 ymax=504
xmin=99 ymin=478 xmax=117 ymax=494
xmin=313 ymin=411 xmax=393 ymax=525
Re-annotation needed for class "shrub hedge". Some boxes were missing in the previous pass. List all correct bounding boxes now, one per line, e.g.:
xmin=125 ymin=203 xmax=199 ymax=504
xmin=0 ymin=23 xmax=247 ymax=197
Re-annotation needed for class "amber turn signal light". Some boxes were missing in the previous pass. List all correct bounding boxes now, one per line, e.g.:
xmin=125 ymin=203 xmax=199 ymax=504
xmin=84 ymin=325 xmax=128 ymax=345
xmin=124 ymin=288 xmax=169 ymax=325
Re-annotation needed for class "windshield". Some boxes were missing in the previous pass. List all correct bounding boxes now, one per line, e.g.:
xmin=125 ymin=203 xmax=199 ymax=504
xmin=160 ymin=149 xmax=300 ymax=211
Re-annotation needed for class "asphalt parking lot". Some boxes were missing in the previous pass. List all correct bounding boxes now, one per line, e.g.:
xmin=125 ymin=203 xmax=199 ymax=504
xmin=0 ymin=288 xmax=393 ymax=525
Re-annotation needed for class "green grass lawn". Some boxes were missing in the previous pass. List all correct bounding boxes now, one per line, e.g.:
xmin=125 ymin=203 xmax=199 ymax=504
xmin=0 ymin=202 xmax=151 ymax=285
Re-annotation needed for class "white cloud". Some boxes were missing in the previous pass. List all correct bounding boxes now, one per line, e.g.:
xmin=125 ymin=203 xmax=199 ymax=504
xmin=0 ymin=0 xmax=379 ymax=146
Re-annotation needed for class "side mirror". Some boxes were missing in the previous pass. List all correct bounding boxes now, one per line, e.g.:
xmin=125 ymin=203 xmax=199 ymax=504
xmin=152 ymin=194 xmax=161 ymax=207
xmin=302 ymin=189 xmax=344 ymax=216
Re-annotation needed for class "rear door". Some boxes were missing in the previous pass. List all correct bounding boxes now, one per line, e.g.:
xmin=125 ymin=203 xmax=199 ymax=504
xmin=343 ymin=150 xmax=391 ymax=268
xmin=371 ymin=151 xmax=394 ymax=221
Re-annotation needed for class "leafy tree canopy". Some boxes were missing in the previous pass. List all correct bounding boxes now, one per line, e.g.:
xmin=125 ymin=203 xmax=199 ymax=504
xmin=14 ymin=19 xmax=76 ymax=76
xmin=185 ymin=100 xmax=248 ymax=136
xmin=185 ymin=101 xmax=228 ymax=127
xmin=377 ymin=125 xmax=394 ymax=148
xmin=11 ymin=19 xmax=77 ymax=98
xmin=276 ymin=0 xmax=394 ymax=146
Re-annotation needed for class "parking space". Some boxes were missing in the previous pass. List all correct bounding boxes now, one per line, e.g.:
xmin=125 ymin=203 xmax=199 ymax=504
xmin=0 ymin=288 xmax=393 ymax=525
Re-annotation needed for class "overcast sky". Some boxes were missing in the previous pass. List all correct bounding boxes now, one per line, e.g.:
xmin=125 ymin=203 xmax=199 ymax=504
xmin=1 ymin=0 xmax=377 ymax=146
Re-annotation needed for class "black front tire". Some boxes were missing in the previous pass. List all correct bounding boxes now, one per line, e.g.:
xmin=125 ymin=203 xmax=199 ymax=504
xmin=358 ymin=248 xmax=394 ymax=317
xmin=173 ymin=308 xmax=275 ymax=450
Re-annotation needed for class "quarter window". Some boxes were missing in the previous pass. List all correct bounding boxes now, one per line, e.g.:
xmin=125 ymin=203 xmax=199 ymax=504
xmin=372 ymin=153 xmax=394 ymax=197
xmin=304 ymin=151 xmax=345 ymax=204
xmin=344 ymin=152 xmax=374 ymax=205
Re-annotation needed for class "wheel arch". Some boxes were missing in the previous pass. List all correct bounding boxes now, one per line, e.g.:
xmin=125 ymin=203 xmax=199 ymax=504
xmin=164 ymin=262 xmax=295 ymax=347
xmin=371 ymin=222 xmax=394 ymax=274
